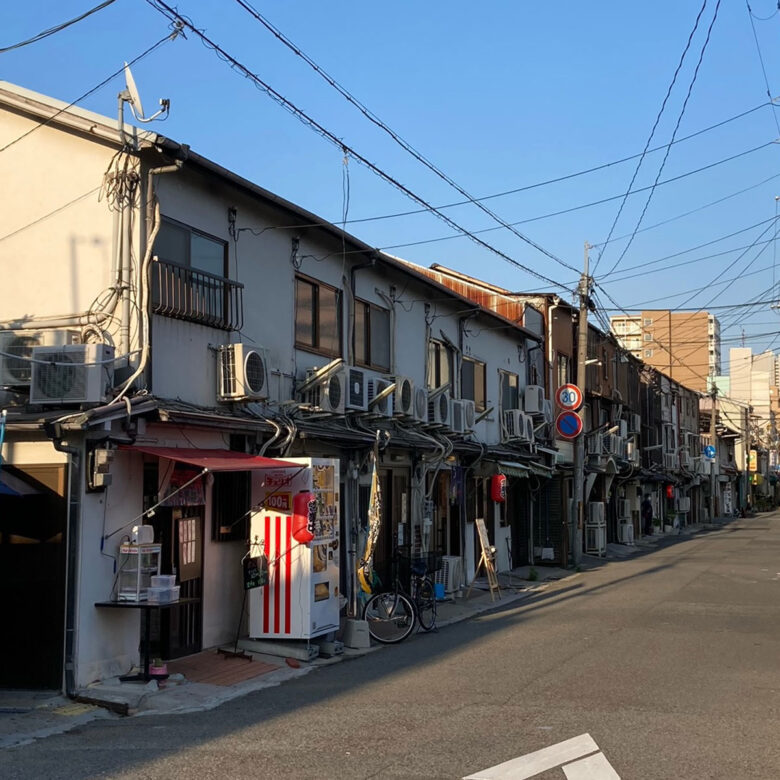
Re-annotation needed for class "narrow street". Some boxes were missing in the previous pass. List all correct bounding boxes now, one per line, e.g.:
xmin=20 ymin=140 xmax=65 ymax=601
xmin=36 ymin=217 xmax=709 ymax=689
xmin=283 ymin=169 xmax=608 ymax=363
xmin=5 ymin=513 xmax=780 ymax=780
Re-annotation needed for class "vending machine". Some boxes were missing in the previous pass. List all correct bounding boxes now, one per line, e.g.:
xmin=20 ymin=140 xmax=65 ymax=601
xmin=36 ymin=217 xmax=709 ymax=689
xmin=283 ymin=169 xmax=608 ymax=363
xmin=248 ymin=458 xmax=340 ymax=640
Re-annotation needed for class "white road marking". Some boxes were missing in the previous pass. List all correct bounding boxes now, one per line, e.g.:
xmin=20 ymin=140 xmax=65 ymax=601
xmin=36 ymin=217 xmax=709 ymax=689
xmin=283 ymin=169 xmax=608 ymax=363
xmin=563 ymin=751 xmax=621 ymax=779
xmin=463 ymin=733 xmax=600 ymax=779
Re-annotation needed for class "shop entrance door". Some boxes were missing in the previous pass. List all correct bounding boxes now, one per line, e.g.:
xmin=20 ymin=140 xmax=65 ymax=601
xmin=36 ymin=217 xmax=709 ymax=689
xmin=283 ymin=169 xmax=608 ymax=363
xmin=160 ymin=509 xmax=203 ymax=659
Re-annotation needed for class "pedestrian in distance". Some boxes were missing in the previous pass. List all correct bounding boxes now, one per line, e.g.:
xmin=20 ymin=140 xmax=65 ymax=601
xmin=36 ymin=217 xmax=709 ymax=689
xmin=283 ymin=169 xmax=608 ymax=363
xmin=641 ymin=494 xmax=653 ymax=536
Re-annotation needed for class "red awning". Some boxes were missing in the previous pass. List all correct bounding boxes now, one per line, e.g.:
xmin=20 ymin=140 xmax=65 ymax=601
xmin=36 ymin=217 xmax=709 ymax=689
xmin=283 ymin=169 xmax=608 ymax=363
xmin=119 ymin=446 xmax=300 ymax=472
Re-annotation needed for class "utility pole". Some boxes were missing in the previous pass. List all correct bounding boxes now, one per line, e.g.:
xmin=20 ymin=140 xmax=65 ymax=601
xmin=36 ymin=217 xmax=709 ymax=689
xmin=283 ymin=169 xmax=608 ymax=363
xmin=571 ymin=242 xmax=592 ymax=566
xmin=710 ymin=385 xmax=718 ymax=520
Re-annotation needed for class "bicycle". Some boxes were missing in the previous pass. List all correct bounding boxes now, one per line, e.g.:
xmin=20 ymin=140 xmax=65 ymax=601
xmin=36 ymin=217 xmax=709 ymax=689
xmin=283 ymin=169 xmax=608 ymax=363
xmin=362 ymin=548 xmax=440 ymax=643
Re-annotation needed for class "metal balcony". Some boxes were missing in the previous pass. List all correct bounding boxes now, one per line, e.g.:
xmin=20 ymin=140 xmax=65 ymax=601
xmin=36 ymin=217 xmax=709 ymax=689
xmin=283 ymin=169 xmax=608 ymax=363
xmin=151 ymin=260 xmax=244 ymax=331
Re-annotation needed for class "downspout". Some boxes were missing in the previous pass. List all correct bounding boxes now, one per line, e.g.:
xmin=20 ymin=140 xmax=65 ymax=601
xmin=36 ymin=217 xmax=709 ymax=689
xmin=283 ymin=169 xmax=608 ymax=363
xmin=347 ymin=255 xmax=376 ymax=366
xmin=110 ymin=161 xmax=182 ymax=405
xmin=46 ymin=423 xmax=82 ymax=697
xmin=547 ymin=297 xmax=561 ymax=400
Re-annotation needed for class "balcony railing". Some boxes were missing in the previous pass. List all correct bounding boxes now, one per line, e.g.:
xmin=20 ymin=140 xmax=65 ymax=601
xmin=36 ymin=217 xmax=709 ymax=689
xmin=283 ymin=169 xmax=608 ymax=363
xmin=151 ymin=260 xmax=244 ymax=331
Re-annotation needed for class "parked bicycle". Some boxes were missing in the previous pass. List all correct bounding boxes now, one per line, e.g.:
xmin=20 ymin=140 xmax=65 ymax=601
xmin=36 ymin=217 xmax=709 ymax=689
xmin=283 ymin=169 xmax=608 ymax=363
xmin=362 ymin=548 xmax=441 ymax=643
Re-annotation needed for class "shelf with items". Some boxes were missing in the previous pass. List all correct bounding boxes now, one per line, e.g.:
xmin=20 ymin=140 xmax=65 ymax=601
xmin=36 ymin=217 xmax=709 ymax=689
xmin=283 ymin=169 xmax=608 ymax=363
xmin=117 ymin=543 xmax=162 ymax=601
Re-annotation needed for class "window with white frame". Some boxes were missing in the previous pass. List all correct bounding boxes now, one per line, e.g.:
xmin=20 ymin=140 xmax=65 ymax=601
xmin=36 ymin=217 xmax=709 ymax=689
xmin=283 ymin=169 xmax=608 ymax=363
xmin=295 ymin=274 xmax=343 ymax=357
xmin=499 ymin=370 xmax=519 ymax=412
xmin=461 ymin=357 xmax=486 ymax=411
xmin=354 ymin=299 xmax=390 ymax=371
xmin=427 ymin=339 xmax=453 ymax=390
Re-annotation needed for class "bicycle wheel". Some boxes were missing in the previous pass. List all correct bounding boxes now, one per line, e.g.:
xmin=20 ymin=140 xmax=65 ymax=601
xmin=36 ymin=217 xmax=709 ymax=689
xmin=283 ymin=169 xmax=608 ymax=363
xmin=415 ymin=577 xmax=437 ymax=631
xmin=363 ymin=591 xmax=416 ymax=644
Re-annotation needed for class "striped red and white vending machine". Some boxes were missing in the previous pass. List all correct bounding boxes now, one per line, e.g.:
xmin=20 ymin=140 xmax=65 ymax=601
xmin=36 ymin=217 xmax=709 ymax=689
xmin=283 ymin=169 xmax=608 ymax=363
xmin=248 ymin=457 xmax=340 ymax=640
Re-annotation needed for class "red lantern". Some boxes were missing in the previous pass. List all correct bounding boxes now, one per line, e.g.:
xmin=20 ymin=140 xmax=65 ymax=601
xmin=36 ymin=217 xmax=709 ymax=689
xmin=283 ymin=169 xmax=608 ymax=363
xmin=491 ymin=474 xmax=507 ymax=503
xmin=666 ymin=484 xmax=674 ymax=500
xmin=292 ymin=491 xmax=317 ymax=544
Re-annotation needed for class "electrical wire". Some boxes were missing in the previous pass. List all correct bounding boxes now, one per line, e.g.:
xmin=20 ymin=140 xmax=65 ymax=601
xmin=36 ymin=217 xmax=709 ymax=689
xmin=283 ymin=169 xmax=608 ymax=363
xmin=143 ymin=0 xmax=576 ymax=293
xmin=233 ymin=0 xmax=581 ymax=275
xmin=600 ymin=0 xmax=723 ymax=279
xmin=0 ymin=0 xmax=117 ymax=54
xmin=592 ymin=0 xmax=710 ymax=275
xmin=0 ymin=30 xmax=178 ymax=154
xmin=746 ymin=0 xmax=780 ymax=135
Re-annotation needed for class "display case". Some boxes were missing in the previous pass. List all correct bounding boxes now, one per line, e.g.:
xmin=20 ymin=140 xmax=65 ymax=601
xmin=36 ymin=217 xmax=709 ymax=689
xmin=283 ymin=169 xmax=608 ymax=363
xmin=117 ymin=543 xmax=162 ymax=601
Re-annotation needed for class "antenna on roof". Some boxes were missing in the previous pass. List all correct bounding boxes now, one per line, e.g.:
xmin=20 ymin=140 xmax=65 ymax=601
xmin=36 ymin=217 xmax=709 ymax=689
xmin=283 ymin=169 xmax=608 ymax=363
xmin=117 ymin=63 xmax=170 ymax=146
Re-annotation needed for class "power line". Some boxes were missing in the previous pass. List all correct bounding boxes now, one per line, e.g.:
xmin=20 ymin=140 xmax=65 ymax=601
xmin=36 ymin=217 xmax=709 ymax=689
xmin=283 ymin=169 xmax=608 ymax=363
xmin=600 ymin=0 xmax=723 ymax=279
xmin=376 ymin=140 xmax=775 ymax=252
xmin=231 ymin=0 xmax=578 ymax=276
xmin=599 ymin=215 xmax=778 ymax=282
xmin=0 ymin=0 xmax=117 ymax=54
xmin=745 ymin=0 xmax=780 ymax=135
xmin=0 ymin=31 xmax=178 ymax=154
xmin=143 ymin=0 xmax=576 ymax=294
xmin=592 ymin=0 xmax=710 ymax=275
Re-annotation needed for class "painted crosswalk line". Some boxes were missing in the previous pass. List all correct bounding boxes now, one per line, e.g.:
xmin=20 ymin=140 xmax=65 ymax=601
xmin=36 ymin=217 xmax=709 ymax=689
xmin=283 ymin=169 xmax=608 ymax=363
xmin=463 ymin=733 xmax=620 ymax=780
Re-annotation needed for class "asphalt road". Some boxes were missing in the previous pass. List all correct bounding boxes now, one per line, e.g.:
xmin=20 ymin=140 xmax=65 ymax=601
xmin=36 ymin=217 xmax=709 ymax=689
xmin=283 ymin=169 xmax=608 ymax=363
xmin=5 ymin=513 xmax=780 ymax=779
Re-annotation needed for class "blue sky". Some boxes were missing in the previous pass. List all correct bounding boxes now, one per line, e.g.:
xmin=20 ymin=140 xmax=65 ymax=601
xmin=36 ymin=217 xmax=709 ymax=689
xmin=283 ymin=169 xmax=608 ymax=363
xmin=4 ymin=1 xmax=780 ymax=371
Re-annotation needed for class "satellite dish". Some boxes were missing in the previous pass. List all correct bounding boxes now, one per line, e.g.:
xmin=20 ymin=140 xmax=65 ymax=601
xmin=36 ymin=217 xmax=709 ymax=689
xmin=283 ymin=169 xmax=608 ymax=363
xmin=123 ymin=62 xmax=145 ymax=119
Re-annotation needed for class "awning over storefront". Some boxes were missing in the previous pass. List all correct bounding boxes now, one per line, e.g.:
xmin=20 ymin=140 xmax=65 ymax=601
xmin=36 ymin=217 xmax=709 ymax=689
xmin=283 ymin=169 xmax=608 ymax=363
xmin=498 ymin=461 xmax=530 ymax=479
xmin=119 ymin=446 xmax=299 ymax=471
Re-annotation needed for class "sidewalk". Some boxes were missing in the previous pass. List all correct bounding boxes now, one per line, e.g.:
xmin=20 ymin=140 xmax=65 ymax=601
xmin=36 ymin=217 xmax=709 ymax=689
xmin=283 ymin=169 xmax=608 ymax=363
xmin=0 ymin=522 xmax=737 ymax=749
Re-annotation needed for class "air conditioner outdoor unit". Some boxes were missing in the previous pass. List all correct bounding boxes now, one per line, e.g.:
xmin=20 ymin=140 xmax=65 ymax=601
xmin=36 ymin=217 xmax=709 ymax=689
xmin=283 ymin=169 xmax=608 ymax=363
xmin=427 ymin=391 xmax=451 ymax=428
xmin=304 ymin=368 xmax=346 ymax=414
xmin=588 ymin=502 xmax=605 ymax=525
xmin=345 ymin=366 xmax=369 ymax=411
xmin=461 ymin=399 xmax=476 ymax=431
xmin=392 ymin=375 xmax=415 ymax=418
xmin=435 ymin=555 xmax=464 ymax=594
xmin=412 ymin=386 xmax=429 ymax=423
xmin=523 ymin=385 xmax=545 ymax=416
xmin=503 ymin=409 xmax=532 ymax=441
xmin=680 ymin=452 xmax=692 ymax=469
xmin=618 ymin=420 xmax=628 ymax=438
xmin=366 ymin=374 xmax=394 ymax=418
xmin=587 ymin=433 xmax=604 ymax=456
xmin=542 ymin=398 xmax=554 ymax=424
xmin=617 ymin=499 xmax=630 ymax=519
xmin=628 ymin=413 xmax=641 ymax=434
xmin=523 ymin=413 xmax=536 ymax=443
xmin=618 ymin=523 xmax=635 ymax=545
xmin=29 ymin=343 xmax=114 ymax=405
xmin=450 ymin=399 xmax=465 ymax=434
xmin=0 ymin=329 xmax=80 ymax=387
xmin=664 ymin=452 xmax=678 ymax=470
xmin=217 ymin=343 xmax=269 ymax=401
xmin=626 ymin=440 xmax=639 ymax=464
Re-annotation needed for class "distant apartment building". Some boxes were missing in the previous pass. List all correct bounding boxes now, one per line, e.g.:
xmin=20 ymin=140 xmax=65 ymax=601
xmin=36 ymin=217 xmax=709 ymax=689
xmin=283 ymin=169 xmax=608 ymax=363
xmin=610 ymin=310 xmax=720 ymax=392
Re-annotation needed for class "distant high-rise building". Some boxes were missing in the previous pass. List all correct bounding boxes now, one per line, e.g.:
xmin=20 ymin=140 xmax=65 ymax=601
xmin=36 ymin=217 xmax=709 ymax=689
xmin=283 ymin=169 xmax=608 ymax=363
xmin=610 ymin=310 xmax=720 ymax=392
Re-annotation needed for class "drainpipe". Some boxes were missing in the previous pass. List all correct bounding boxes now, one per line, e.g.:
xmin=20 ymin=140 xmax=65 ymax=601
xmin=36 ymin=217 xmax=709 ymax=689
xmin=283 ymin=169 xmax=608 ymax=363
xmin=347 ymin=255 xmax=377 ymax=366
xmin=46 ymin=422 xmax=82 ymax=698
xmin=547 ymin=296 xmax=561 ymax=399
xmin=111 ymin=161 xmax=182 ymax=404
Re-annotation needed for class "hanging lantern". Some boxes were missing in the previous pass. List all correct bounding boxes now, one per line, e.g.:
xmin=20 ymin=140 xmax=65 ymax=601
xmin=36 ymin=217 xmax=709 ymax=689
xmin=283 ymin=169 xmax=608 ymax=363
xmin=491 ymin=474 xmax=507 ymax=503
xmin=666 ymin=484 xmax=674 ymax=500
xmin=292 ymin=491 xmax=317 ymax=544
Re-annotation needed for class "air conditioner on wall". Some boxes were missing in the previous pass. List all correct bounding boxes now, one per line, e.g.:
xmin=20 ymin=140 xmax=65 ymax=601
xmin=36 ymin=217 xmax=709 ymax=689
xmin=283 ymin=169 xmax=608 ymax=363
xmin=618 ymin=499 xmax=630 ymax=519
xmin=29 ymin=343 xmax=115 ymax=405
xmin=217 ymin=343 xmax=269 ymax=402
xmin=412 ymin=386 xmax=428 ymax=423
xmin=450 ymin=399 xmax=465 ymax=434
xmin=427 ymin=391 xmax=451 ymax=428
xmin=628 ymin=413 xmax=641 ymax=434
xmin=542 ymin=398 xmax=554 ymax=424
xmin=0 ymin=329 xmax=80 ymax=387
xmin=366 ymin=374 xmax=394 ymax=418
xmin=461 ymin=399 xmax=476 ymax=431
xmin=587 ymin=434 xmax=604 ymax=456
xmin=523 ymin=385 xmax=545 ymax=416
xmin=303 ymin=365 xmax=368 ymax=414
xmin=503 ymin=409 xmax=529 ymax=441
xmin=588 ymin=502 xmax=605 ymax=525
xmin=392 ymin=375 xmax=415 ymax=417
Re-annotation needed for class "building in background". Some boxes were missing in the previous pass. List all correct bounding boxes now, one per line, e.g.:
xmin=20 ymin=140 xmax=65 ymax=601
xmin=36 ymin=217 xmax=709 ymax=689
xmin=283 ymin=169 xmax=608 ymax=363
xmin=610 ymin=311 xmax=720 ymax=393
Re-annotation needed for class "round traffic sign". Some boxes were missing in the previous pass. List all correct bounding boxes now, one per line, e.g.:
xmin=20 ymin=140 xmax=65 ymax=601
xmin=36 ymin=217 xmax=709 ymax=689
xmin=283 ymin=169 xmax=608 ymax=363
xmin=703 ymin=444 xmax=716 ymax=460
xmin=556 ymin=383 xmax=583 ymax=411
xmin=556 ymin=410 xmax=583 ymax=439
